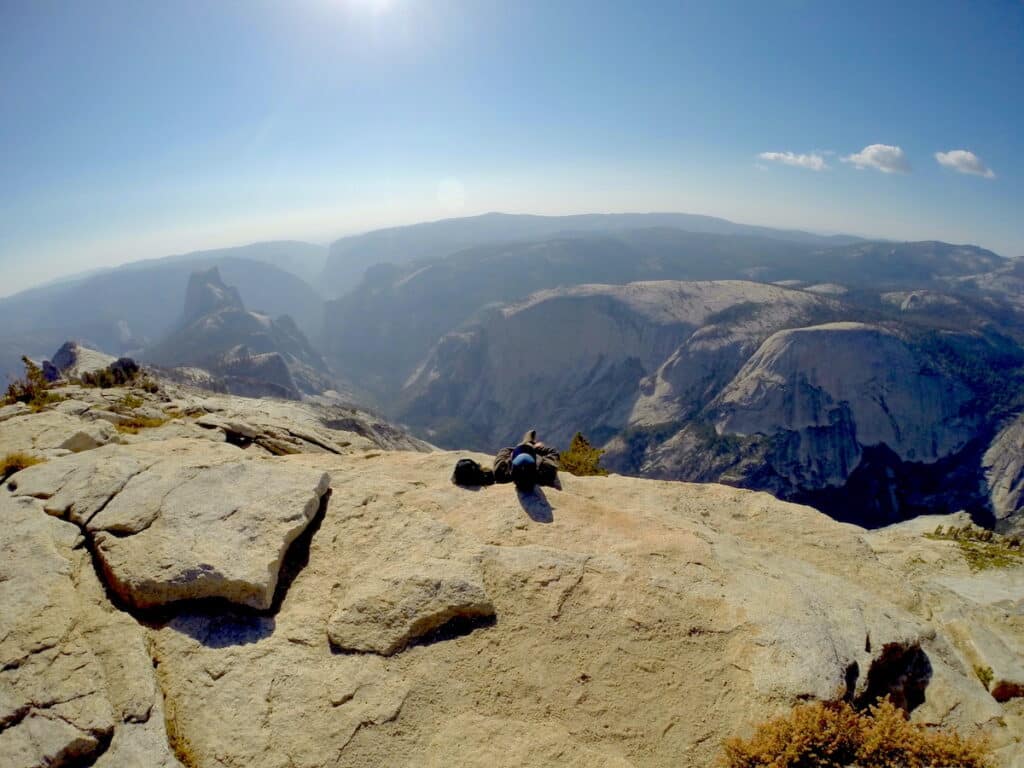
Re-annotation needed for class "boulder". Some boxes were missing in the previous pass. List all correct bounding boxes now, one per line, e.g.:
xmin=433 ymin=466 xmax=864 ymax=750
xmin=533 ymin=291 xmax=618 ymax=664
xmin=0 ymin=411 xmax=118 ymax=457
xmin=10 ymin=440 xmax=331 ymax=610
xmin=328 ymin=559 xmax=495 ymax=655
xmin=0 ymin=492 xmax=180 ymax=767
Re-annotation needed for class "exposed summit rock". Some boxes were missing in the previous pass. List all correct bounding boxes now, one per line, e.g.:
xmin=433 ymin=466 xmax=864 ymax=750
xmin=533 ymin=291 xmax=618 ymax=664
xmin=1 ymin=373 xmax=1022 ymax=767
xmin=182 ymin=267 xmax=245 ymax=324
xmin=10 ymin=440 xmax=331 ymax=610
xmin=41 ymin=341 xmax=117 ymax=382
xmin=327 ymin=558 xmax=495 ymax=655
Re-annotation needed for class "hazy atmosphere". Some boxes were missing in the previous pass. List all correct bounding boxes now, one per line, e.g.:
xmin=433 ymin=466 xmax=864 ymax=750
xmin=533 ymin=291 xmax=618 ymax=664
xmin=2 ymin=0 xmax=1022 ymax=295
xmin=4 ymin=3 xmax=1024 ymax=768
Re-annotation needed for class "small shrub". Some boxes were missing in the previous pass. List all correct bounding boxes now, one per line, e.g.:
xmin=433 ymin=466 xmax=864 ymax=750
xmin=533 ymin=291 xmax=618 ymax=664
xmin=1 ymin=452 xmax=44 ymax=481
xmin=117 ymin=393 xmax=144 ymax=411
xmin=722 ymin=698 xmax=992 ymax=768
xmin=975 ymin=665 xmax=994 ymax=690
xmin=80 ymin=357 xmax=151 ymax=390
xmin=4 ymin=356 xmax=62 ymax=411
xmin=115 ymin=416 xmax=168 ymax=435
xmin=559 ymin=432 xmax=609 ymax=476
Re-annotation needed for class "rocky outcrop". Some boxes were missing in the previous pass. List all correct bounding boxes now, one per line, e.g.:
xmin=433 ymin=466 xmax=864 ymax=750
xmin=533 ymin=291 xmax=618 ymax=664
xmin=9 ymin=440 xmax=331 ymax=609
xmin=0 ymin=410 xmax=119 ymax=458
xmin=1 ymin=375 xmax=1022 ymax=767
xmin=327 ymin=559 xmax=495 ymax=655
xmin=147 ymin=268 xmax=334 ymax=399
xmin=400 ymin=280 xmax=837 ymax=449
xmin=984 ymin=414 xmax=1024 ymax=535
xmin=41 ymin=341 xmax=116 ymax=382
xmin=141 ymin=451 xmax=1024 ymax=768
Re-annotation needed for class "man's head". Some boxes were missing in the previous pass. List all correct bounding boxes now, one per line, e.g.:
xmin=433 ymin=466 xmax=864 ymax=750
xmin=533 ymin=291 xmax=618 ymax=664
xmin=511 ymin=451 xmax=538 ymax=490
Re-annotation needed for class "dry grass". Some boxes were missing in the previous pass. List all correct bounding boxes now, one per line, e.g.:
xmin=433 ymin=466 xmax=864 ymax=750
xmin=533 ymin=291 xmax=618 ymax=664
xmin=1 ymin=452 xmax=44 ymax=481
xmin=721 ymin=698 xmax=992 ymax=768
xmin=115 ymin=416 xmax=169 ymax=434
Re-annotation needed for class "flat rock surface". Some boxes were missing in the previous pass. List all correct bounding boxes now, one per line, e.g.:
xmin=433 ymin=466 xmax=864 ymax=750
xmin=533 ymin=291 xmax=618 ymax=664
xmin=0 ymin=410 xmax=118 ymax=457
xmin=0 ymin=492 xmax=181 ymax=768
xmin=147 ymin=450 xmax=1024 ymax=768
xmin=327 ymin=558 xmax=495 ymax=655
xmin=2 ymin=384 xmax=1023 ymax=767
xmin=9 ymin=440 xmax=331 ymax=610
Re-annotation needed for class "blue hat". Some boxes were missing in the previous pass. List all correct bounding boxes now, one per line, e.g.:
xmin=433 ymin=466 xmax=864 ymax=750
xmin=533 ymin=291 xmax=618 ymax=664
xmin=511 ymin=452 xmax=536 ymax=470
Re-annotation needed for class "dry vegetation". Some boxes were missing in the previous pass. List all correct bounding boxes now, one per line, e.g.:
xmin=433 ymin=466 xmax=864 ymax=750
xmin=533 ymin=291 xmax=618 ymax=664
xmin=3 ymin=356 xmax=63 ymax=411
xmin=721 ymin=698 xmax=992 ymax=768
xmin=115 ymin=416 xmax=169 ymax=435
xmin=925 ymin=524 xmax=1023 ymax=571
xmin=1 ymin=452 xmax=44 ymax=481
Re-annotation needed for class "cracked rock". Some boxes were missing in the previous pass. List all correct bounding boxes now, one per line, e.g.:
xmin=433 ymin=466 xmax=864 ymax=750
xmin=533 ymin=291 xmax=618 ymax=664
xmin=11 ymin=440 xmax=331 ymax=610
xmin=327 ymin=558 xmax=495 ymax=655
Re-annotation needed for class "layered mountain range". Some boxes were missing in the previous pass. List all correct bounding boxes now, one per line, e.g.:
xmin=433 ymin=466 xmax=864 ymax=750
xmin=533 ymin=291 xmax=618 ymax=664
xmin=4 ymin=213 xmax=1024 ymax=530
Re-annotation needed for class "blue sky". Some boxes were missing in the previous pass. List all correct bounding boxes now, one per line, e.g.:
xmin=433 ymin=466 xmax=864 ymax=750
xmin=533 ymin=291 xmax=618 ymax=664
xmin=1 ymin=0 xmax=1022 ymax=295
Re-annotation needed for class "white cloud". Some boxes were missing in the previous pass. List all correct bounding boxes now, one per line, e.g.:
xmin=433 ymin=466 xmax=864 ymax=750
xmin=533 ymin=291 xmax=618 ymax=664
xmin=841 ymin=144 xmax=910 ymax=174
xmin=758 ymin=151 xmax=829 ymax=171
xmin=935 ymin=149 xmax=995 ymax=179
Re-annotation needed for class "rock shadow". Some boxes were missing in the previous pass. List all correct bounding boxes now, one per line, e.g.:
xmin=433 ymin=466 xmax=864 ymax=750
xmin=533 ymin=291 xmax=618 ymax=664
xmin=853 ymin=642 xmax=933 ymax=713
xmin=165 ymin=611 xmax=276 ymax=649
xmin=407 ymin=613 xmax=497 ymax=651
xmin=517 ymin=486 xmax=554 ymax=523
xmin=136 ymin=489 xmax=332 ymax=648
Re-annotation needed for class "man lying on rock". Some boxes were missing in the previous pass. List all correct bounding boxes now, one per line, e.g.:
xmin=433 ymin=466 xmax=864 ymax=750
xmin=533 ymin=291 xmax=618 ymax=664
xmin=451 ymin=429 xmax=561 ymax=490
xmin=494 ymin=429 xmax=561 ymax=490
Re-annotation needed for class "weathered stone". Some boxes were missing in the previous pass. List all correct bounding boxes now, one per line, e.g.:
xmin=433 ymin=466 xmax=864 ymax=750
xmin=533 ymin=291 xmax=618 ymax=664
xmin=0 ymin=411 xmax=118 ymax=456
xmin=0 ymin=402 xmax=30 ymax=423
xmin=328 ymin=559 xmax=495 ymax=655
xmin=12 ymin=440 xmax=330 ymax=609
xmin=0 ymin=494 xmax=115 ymax=767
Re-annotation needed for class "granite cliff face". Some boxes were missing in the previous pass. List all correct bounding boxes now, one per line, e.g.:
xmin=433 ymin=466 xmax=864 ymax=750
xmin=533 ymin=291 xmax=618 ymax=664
xmin=985 ymin=413 xmax=1024 ymax=536
xmin=146 ymin=268 xmax=334 ymax=399
xmin=396 ymin=271 xmax=1024 ymax=528
xmin=399 ymin=280 xmax=838 ymax=450
xmin=1 ymin=374 xmax=1022 ymax=767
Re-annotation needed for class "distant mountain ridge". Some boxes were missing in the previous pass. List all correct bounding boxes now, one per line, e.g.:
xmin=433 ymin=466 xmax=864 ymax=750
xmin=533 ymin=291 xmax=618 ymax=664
xmin=322 ymin=211 xmax=868 ymax=293
xmin=323 ymin=230 xmax=1004 ymax=402
xmin=0 ymin=246 xmax=325 ymax=386
xmin=145 ymin=267 xmax=333 ymax=400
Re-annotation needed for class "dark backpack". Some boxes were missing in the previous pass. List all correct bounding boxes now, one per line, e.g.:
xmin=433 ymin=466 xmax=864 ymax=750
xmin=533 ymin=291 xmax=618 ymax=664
xmin=452 ymin=458 xmax=495 ymax=487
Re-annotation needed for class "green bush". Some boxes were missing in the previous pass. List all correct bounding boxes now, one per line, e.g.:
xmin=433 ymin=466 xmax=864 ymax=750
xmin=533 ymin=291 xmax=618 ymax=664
xmin=4 ymin=356 xmax=62 ymax=411
xmin=559 ymin=432 xmax=608 ymax=476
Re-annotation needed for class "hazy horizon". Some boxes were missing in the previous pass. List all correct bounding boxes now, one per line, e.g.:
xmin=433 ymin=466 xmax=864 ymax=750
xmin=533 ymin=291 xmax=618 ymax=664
xmin=3 ymin=0 xmax=1022 ymax=296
